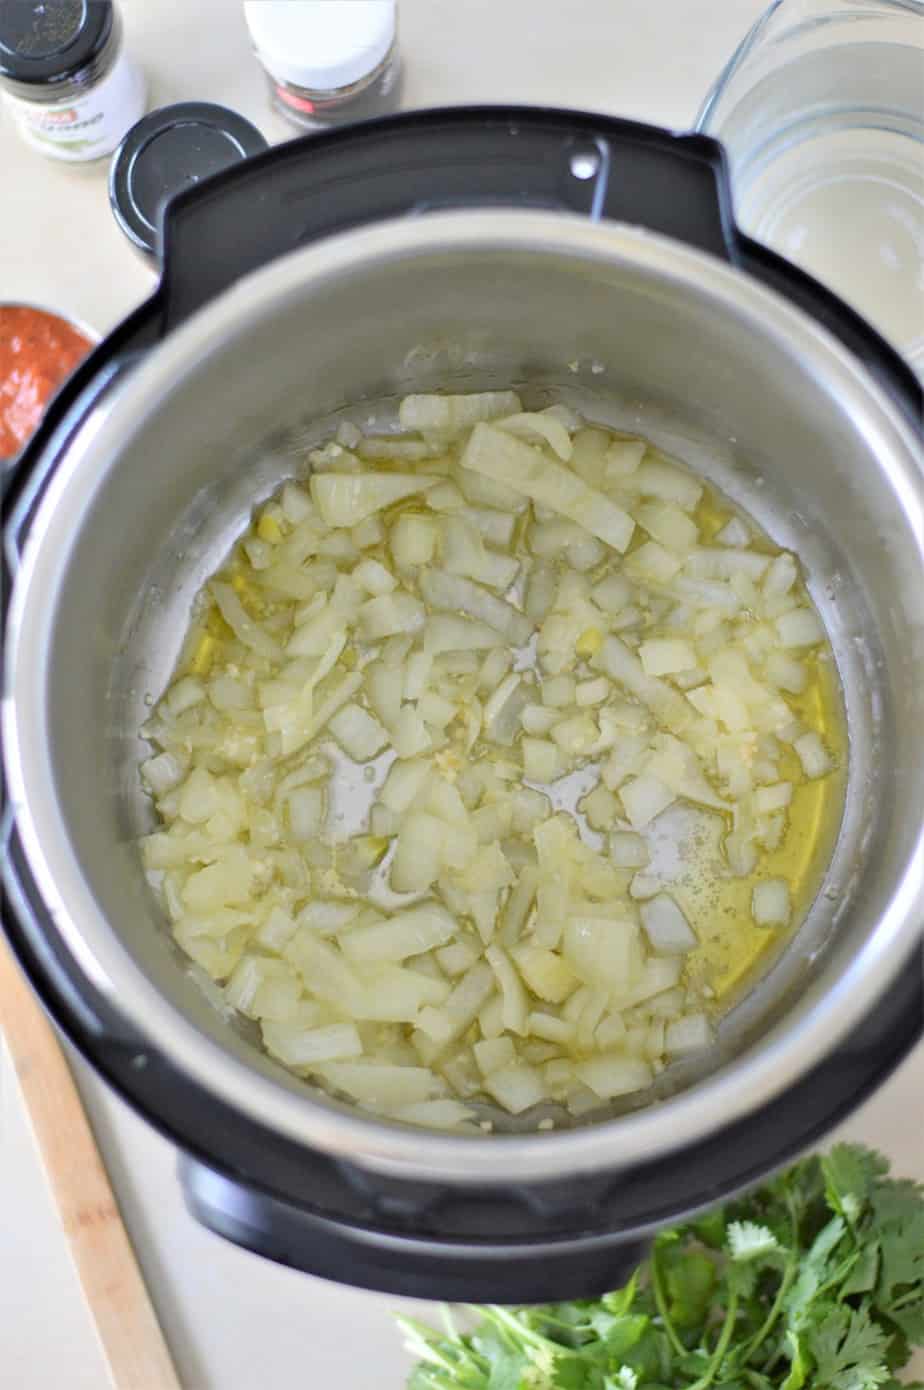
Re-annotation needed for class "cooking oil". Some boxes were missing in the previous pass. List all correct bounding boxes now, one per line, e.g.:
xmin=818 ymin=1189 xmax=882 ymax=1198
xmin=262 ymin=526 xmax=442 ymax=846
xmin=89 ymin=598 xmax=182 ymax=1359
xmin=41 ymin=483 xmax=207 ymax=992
xmin=672 ymin=487 xmax=846 ymax=1002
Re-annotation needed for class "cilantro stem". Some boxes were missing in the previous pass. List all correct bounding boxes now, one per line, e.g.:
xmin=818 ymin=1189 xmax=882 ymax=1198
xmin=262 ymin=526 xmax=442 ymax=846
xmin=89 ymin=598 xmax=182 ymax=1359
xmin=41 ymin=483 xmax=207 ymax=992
xmin=650 ymin=1246 xmax=687 ymax=1357
xmin=480 ymin=1305 xmax=578 ymax=1359
xmin=738 ymin=1192 xmax=801 ymax=1370
xmin=686 ymin=1285 xmax=739 ymax=1390
xmin=400 ymin=1149 xmax=924 ymax=1390
xmin=397 ymin=1317 xmax=487 ymax=1383
xmin=532 ymin=1311 xmax=591 ymax=1333
xmin=739 ymin=1256 xmax=797 ymax=1363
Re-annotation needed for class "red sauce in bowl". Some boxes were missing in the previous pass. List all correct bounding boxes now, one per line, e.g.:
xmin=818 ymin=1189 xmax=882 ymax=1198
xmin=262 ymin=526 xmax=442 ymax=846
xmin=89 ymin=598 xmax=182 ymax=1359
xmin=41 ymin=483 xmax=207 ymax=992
xmin=0 ymin=306 xmax=94 ymax=461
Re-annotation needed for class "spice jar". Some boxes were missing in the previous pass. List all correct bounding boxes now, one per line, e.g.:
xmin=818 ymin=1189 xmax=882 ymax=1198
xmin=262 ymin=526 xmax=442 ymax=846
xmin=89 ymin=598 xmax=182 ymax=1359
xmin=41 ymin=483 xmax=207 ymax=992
xmin=243 ymin=0 xmax=401 ymax=133
xmin=0 ymin=0 xmax=146 ymax=162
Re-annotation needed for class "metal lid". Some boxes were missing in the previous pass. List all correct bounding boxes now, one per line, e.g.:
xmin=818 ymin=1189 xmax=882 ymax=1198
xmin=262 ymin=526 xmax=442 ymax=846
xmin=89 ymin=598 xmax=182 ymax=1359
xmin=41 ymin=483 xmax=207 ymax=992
xmin=108 ymin=102 xmax=268 ymax=263
xmin=0 ymin=0 xmax=112 ymax=86
xmin=243 ymin=0 xmax=396 ymax=93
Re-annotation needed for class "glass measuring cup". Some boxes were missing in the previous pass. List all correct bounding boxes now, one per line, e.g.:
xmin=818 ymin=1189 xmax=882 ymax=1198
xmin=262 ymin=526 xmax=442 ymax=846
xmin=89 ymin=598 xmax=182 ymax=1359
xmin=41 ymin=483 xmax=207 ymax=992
xmin=697 ymin=0 xmax=924 ymax=375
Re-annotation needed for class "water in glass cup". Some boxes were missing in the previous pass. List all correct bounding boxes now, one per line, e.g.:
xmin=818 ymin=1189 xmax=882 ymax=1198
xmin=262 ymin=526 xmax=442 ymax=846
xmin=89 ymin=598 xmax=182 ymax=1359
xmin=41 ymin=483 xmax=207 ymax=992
xmin=700 ymin=5 xmax=924 ymax=375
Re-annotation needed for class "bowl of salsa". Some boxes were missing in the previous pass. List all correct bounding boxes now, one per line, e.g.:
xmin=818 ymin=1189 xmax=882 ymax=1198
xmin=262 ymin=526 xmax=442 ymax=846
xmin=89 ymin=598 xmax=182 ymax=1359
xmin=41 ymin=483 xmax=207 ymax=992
xmin=0 ymin=304 xmax=98 ymax=465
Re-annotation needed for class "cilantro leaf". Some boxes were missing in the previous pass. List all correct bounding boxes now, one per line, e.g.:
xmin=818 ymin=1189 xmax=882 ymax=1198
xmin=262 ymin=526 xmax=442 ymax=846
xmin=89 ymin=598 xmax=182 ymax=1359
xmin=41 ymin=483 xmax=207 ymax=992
xmin=878 ymin=1209 xmax=924 ymax=1302
xmin=822 ymin=1146 xmax=887 ymax=1226
xmin=785 ymin=1215 xmax=848 ymax=1333
xmin=401 ymin=1146 xmax=924 ymax=1390
xmin=664 ymin=1247 xmax=718 ymax=1330
xmin=727 ymin=1222 xmax=781 ymax=1262
xmin=840 ymin=1243 xmax=880 ymax=1298
xmin=602 ymin=1316 xmax=649 ymax=1362
xmin=808 ymin=1306 xmax=891 ymax=1389
xmin=889 ymin=1297 xmax=924 ymax=1344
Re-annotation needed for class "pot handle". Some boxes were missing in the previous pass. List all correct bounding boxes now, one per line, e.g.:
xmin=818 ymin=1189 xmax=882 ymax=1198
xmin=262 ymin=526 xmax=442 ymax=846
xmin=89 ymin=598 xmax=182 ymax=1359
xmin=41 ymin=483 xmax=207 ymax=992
xmin=179 ymin=1152 xmax=652 ymax=1302
xmin=159 ymin=107 xmax=738 ymax=331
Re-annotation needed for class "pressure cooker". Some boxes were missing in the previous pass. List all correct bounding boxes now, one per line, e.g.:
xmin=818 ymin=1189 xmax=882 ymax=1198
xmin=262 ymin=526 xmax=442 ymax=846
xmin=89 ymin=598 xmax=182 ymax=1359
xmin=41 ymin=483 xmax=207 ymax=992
xmin=3 ymin=109 xmax=922 ymax=1301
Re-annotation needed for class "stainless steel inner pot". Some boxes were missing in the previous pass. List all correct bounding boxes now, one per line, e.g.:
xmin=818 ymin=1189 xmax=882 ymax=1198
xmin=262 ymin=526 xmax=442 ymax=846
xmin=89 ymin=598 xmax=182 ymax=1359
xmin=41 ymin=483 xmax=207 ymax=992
xmin=5 ymin=211 xmax=924 ymax=1184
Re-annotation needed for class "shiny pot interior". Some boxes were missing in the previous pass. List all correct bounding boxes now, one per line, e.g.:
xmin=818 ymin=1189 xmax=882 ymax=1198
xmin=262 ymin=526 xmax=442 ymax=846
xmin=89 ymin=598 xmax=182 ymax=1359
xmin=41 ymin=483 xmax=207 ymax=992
xmin=6 ymin=212 xmax=924 ymax=1183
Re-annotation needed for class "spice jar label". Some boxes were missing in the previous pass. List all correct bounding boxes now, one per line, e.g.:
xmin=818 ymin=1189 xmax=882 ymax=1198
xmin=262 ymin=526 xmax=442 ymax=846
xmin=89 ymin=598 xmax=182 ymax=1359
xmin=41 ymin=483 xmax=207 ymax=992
xmin=1 ymin=49 xmax=146 ymax=162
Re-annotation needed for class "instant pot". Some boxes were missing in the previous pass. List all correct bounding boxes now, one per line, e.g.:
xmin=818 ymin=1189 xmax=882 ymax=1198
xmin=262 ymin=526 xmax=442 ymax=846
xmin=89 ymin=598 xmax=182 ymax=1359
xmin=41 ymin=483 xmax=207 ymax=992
xmin=3 ymin=109 xmax=923 ymax=1301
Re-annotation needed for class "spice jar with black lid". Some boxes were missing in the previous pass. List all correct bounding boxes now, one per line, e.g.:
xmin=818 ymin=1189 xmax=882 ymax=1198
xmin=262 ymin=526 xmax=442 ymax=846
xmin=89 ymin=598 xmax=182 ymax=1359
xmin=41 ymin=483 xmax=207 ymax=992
xmin=0 ymin=0 xmax=146 ymax=162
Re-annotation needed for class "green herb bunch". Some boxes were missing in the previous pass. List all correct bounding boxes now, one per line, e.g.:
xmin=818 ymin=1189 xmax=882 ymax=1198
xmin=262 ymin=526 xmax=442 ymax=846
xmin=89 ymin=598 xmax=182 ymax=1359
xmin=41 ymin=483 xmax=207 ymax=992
xmin=399 ymin=1145 xmax=924 ymax=1390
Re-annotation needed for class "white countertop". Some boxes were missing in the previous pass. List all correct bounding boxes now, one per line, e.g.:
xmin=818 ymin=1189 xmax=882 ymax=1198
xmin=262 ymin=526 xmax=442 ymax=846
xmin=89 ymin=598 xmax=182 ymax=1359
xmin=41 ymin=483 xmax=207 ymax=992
xmin=2 ymin=2 xmax=922 ymax=1387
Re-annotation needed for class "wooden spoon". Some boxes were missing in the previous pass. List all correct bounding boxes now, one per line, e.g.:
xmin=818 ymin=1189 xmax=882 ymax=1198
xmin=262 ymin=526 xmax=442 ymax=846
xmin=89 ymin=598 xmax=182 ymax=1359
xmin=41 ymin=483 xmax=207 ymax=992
xmin=0 ymin=937 xmax=181 ymax=1390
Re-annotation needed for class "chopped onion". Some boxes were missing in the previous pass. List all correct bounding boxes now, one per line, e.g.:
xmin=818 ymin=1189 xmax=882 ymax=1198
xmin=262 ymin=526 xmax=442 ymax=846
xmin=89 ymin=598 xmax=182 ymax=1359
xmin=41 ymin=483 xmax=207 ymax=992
xmin=419 ymin=567 xmax=532 ymax=645
xmin=141 ymin=751 xmax=186 ymax=795
xmin=461 ymin=424 xmax=635 ymax=554
xmin=398 ymin=390 xmax=522 ymax=438
xmin=609 ymin=830 xmax=650 ymax=869
xmin=775 ymin=608 xmax=825 ymax=648
xmin=391 ymin=706 xmax=432 ymax=759
xmin=142 ymin=389 xmax=840 ymax=1133
xmin=634 ymin=501 xmax=699 ymax=553
xmin=340 ymin=902 xmax=456 ymax=962
xmin=287 ymin=786 xmax=325 ymax=840
xmin=640 ymin=895 xmax=697 ymax=954
xmin=315 ymin=1062 xmax=445 ymax=1109
xmin=794 ymin=731 xmax=833 ymax=779
xmin=752 ymin=878 xmax=792 ymax=927
xmin=484 ymin=944 xmax=528 ymax=1035
xmin=574 ymin=1054 xmax=653 ymax=1099
xmin=664 ymin=1013 xmax=713 ymax=1056
xmin=619 ymin=457 xmax=703 ymax=511
xmin=359 ymin=592 xmax=426 ymax=640
xmin=210 ymin=583 xmax=280 ymax=658
xmin=495 ymin=410 xmax=574 ymax=461
xmin=619 ymin=774 xmax=676 ymax=830
xmin=394 ymin=1099 xmax=476 ymax=1129
xmin=423 ymin=613 xmax=508 ymax=654
xmin=639 ymin=639 xmax=697 ymax=678
xmin=391 ymin=513 xmax=438 ymax=567
xmin=473 ymin=1036 xmax=516 ymax=1075
xmin=262 ymin=1021 xmax=363 ymax=1068
xmin=716 ymin=515 xmax=751 ymax=547
xmin=437 ymin=938 xmax=482 ymax=976
xmin=311 ymin=472 xmax=440 ymax=527
xmin=754 ymin=782 xmax=793 ymax=814
xmin=440 ymin=513 xmax=520 ymax=591
xmin=483 ymin=1061 xmax=545 ymax=1113
xmin=522 ymin=737 xmax=564 ymax=783
xmin=603 ymin=438 xmax=646 ymax=481
xmin=380 ymin=757 xmax=431 ymax=814
xmin=626 ymin=540 xmax=683 ymax=585
xmin=327 ymin=703 xmax=389 ymax=762
xmin=563 ymin=916 xmax=643 ymax=991
xmin=353 ymin=557 xmax=397 ymax=596
xmin=511 ymin=944 xmax=577 ymax=1003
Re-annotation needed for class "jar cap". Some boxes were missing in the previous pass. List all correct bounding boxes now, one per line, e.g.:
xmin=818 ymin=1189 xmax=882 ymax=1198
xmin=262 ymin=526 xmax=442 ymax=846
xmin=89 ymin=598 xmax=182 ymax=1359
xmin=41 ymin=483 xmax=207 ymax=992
xmin=109 ymin=102 xmax=268 ymax=263
xmin=243 ymin=0 xmax=396 ymax=92
xmin=0 ymin=0 xmax=112 ymax=86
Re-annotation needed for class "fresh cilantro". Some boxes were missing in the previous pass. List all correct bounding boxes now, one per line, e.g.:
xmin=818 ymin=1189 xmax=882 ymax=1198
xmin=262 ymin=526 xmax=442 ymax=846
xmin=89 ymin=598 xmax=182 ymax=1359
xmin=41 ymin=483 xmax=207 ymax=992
xmin=808 ymin=1306 xmax=891 ymax=1389
xmin=399 ymin=1146 xmax=924 ymax=1389
xmin=727 ymin=1222 xmax=781 ymax=1263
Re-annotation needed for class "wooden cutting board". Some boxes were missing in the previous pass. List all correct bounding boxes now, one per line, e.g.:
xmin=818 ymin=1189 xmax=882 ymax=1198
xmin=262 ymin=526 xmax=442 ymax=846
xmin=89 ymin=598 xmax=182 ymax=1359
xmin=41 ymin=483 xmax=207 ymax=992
xmin=0 ymin=938 xmax=181 ymax=1390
